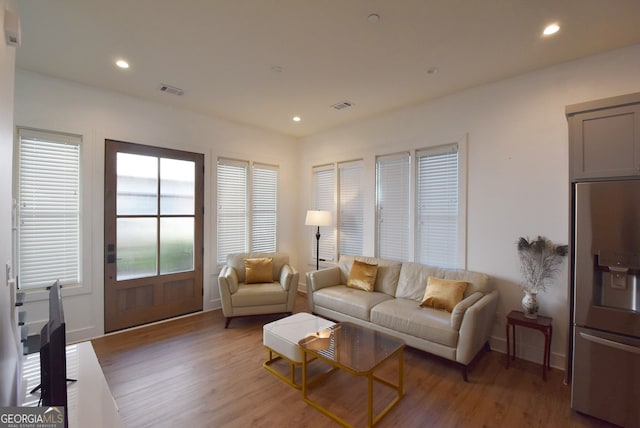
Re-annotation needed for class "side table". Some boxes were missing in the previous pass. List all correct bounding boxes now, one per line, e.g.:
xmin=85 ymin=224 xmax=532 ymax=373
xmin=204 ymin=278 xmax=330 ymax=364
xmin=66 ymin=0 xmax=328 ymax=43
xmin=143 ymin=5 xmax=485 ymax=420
xmin=505 ymin=310 xmax=552 ymax=380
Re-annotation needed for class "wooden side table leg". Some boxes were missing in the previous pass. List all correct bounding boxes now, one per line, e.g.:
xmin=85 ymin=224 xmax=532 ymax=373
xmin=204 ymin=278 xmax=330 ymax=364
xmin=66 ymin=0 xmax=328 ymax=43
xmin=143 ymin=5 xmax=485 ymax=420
xmin=548 ymin=325 xmax=553 ymax=370
xmin=511 ymin=324 xmax=516 ymax=361
xmin=505 ymin=322 xmax=510 ymax=368
xmin=542 ymin=326 xmax=551 ymax=381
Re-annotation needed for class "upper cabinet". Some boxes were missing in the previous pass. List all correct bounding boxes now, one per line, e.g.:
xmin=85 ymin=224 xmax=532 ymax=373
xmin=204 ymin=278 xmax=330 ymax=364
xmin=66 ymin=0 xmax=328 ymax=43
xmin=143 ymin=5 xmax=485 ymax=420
xmin=567 ymin=93 xmax=640 ymax=181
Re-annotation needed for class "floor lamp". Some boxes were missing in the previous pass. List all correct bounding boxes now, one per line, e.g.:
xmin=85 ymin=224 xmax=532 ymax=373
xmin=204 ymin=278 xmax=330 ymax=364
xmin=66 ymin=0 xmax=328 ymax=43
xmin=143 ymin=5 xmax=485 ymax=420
xmin=305 ymin=210 xmax=332 ymax=270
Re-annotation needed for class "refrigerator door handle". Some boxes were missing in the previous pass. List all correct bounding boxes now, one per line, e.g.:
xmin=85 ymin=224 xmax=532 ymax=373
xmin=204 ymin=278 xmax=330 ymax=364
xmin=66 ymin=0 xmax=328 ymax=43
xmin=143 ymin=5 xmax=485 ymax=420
xmin=579 ymin=331 xmax=640 ymax=355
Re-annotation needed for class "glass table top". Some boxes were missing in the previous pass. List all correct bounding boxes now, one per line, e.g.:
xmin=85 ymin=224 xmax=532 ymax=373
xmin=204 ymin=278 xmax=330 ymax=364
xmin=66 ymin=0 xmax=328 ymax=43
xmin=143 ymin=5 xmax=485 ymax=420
xmin=298 ymin=322 xmax=405 ymax=373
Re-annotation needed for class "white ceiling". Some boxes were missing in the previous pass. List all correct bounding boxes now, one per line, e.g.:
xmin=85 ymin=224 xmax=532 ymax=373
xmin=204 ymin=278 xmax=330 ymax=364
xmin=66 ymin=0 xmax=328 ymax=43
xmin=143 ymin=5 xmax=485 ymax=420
xmin=14 ymin=0 xmax=640 ymax=138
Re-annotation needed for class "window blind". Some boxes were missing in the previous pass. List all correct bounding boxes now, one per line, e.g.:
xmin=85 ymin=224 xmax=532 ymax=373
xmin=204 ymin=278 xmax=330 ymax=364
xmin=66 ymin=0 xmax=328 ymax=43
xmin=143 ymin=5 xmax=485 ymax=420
xmin=251 ymin=163 xmax=278 ymax=253
xmin=416 ymin=144 xmax=458 ymax=268
xmin=312 ymin=165 xmax=336 ymax=262
xmin=338 ymin=161 xmax=363 ymax=256
xmin=217 ymin=159 xmax=248 ymax=264
xmin=376 ymin=153 xmax=410 ymax=261
xmin=17 ymin=129 xmax=81 ymax=289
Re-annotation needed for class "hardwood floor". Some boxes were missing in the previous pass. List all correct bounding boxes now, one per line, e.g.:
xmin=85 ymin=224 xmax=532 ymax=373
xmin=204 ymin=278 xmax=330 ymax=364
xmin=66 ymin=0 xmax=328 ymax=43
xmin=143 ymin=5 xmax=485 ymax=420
xmin=92 ymin=294 xmax=612 ymax=428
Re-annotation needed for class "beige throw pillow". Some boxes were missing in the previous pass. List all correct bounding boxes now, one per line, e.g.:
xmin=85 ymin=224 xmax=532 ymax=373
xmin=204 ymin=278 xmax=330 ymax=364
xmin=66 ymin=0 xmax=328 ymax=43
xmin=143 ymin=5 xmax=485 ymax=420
xmin=244 ymin=257 xmax=273 ymax=284
xmin=347 ymin=260 xmax=378 ymax=292
xmin=420 ymin=277 xmax=468 ymax=312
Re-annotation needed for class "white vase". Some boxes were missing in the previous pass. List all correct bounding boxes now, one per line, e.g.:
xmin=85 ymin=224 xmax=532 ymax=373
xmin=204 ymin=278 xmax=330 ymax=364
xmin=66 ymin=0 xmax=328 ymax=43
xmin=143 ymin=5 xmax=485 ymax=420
xmin=522 ymin=291 xmax=538 ymax=319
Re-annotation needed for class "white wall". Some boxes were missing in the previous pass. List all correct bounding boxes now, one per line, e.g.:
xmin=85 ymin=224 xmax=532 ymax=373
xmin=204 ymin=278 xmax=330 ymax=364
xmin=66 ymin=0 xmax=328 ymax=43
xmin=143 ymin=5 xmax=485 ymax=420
xmin=0 ymin=0 xmax=19 ymax=406
xmin=297 ymin=43 xmax=640 ymax=369
xmin=14 ymin=70 xmax=299 ymax=342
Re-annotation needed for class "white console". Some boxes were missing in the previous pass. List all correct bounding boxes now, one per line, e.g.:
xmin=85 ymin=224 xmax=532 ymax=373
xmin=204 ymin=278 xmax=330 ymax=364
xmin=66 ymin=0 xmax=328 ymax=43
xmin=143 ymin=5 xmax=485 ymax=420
xmin=22 ymin=342 xmax=123 ymax=428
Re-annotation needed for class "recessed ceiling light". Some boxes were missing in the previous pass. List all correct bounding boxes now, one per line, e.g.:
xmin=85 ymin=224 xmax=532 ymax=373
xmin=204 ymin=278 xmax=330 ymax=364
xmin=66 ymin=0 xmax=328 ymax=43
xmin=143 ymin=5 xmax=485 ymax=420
xmin=367 ymin=14 xmax=380 ymax=24
xmin=542 ymin=23 xmax=560 ymax=36
xmin=292 ymin=116 xmax=301 ymax=122
xmin=115 ymin=59 xmax=129 ymax=69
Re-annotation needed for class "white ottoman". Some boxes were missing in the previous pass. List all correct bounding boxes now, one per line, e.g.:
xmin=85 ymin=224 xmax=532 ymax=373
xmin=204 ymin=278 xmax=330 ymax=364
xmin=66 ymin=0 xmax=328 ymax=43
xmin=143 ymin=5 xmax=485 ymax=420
xmin=263 ymin=312 xmax=335 ymax=388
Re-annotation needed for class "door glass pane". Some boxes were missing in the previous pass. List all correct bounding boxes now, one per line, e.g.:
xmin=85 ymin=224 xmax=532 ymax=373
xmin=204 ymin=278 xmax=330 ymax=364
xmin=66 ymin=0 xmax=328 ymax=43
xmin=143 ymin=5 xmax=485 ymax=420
xmin=117 ymin=218 xmax=157 ymax=280
xmin=117 ymin=153 xmax=158 ymax=215
xmin=160 ymin=217 xmax=194 ymax=274
xmin=160 ymin=158 xmax=195 ymax=215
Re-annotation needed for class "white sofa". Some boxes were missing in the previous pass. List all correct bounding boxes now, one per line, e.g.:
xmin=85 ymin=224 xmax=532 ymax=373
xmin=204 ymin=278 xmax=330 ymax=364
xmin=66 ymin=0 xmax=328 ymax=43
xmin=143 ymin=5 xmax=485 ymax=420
xmin=306 ymin=255 xmax=498 ymax=381
xmin=218 ymin=252 xmax=299 ymax=328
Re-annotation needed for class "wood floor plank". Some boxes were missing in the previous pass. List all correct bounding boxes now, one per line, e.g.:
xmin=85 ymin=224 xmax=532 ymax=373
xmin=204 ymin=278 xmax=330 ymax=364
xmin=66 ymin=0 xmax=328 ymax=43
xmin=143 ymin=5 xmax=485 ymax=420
xmin=92 ymin=295 xmax=613 ymax=428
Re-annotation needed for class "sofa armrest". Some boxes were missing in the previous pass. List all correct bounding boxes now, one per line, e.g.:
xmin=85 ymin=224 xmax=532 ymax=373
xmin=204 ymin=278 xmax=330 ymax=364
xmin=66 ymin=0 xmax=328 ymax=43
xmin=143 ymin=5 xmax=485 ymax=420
xmin=306 ymin=267 xmax=342 ymax=292
xmin=279 ymin=264 xmax=297 ymax=291
xmin=450 ymin=292 xmax=483 ymax=330
xmin=218 ymin=266 xmax=239 ymax=318
xmin=218 ymin=265 xmax=239 ymax=295
xmin=456 ymin=289 xmax=499 ymax=365
xmin=306 ymin=267 xmax=342 ymax=313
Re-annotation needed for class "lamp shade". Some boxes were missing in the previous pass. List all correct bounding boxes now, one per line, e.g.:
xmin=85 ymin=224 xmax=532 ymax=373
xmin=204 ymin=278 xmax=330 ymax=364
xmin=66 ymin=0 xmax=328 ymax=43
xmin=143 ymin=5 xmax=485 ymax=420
xmin=305 ymin=210 xmax=332 ymax=226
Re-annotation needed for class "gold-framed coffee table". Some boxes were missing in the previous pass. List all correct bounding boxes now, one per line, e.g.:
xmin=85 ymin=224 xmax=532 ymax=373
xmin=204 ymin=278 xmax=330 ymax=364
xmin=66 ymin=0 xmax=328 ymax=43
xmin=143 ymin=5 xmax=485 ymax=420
xmin=299 ymin=322 xmax=405 ymax=427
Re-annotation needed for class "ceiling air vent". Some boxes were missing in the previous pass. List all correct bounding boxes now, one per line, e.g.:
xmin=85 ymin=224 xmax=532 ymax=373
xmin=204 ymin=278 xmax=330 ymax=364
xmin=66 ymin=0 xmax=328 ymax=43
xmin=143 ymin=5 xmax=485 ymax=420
xmin=330 ymin=100 xmax=354 ymax=110
xmin=158 ymin=84 xmax=185 ymax=96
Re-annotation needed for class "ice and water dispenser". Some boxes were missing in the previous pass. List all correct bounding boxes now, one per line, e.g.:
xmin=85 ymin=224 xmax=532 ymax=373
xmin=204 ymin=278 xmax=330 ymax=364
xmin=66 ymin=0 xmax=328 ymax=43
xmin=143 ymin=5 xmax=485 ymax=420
xmin=594 ymin=251 xmax=640 ymax=312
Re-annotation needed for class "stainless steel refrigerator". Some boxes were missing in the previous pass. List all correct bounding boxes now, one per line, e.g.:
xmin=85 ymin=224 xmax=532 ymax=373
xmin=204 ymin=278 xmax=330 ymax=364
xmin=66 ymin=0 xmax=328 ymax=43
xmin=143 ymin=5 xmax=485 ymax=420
xmin=572 ymin=180 xmax=640 ymax=427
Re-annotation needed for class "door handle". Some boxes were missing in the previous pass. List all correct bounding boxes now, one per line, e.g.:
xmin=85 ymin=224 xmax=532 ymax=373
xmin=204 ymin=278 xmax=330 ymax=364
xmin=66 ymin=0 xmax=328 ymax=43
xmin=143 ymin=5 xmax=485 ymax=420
xmin=580 ymin=331 xmax=640 ymax=355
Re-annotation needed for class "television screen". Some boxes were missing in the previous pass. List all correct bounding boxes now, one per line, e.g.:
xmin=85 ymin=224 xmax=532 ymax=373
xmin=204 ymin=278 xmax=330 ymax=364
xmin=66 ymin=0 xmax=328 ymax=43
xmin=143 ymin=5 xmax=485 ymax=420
xmin=38 ymin=280 xmax=68 ymax=427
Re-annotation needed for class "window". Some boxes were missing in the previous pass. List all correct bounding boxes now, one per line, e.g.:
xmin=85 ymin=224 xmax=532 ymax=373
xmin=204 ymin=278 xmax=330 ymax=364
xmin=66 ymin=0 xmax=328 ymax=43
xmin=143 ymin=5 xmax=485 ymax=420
xmin=375 ymin=143 xmax=463 ymax=267
xmin=416 ymin=144 xmax=459 ymax=268
xmin=217 ymin=158 xmax=278 ymax=264
xmin=251 ymin=164 xmax=278 ymax=252
xmin=16 ymin=128 xmax=81 ymax=289
xmin=338 ymin=161 xmax=363 ymax=256
xmin=375 ymin=153 xmax=411 ymax=261
xmin=310 ymin=161 xmax=364 ymax=262
xmin=311 ymin=165 xmax=336 ymax=262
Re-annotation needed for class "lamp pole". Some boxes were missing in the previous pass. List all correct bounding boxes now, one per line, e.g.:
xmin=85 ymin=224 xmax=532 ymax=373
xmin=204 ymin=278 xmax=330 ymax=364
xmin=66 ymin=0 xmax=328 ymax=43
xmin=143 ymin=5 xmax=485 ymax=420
xmin=315 ymin=226 xmax=321 ymax=270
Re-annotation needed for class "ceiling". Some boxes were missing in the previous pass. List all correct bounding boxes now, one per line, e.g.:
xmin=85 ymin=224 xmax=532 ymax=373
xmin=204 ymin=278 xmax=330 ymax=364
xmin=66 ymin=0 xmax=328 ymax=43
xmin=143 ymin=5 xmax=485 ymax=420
xmin=14 ymin=0 xmax=640 ymax=138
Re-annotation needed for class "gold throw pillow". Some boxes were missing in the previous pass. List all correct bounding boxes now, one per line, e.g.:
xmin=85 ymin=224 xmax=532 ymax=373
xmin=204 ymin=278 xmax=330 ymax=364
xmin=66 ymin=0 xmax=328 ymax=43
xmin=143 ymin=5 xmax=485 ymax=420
xmin=244 ymin=257 xmax=273 ymax=284
xmin=347 ymin=260 xmax=378 ymax=292
xmin=420 ymin=277 xmax=468 ymax=312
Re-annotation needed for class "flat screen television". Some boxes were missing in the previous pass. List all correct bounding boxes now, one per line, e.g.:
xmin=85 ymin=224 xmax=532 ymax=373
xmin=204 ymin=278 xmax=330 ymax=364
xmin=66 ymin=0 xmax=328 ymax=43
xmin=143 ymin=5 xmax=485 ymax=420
xmin=38 ymin=280 xmax=68 ymax=427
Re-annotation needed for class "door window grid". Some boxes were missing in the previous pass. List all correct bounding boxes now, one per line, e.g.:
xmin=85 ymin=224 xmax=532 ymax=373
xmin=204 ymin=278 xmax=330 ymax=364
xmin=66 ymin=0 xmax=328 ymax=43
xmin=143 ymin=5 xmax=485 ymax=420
xmin=115 ymin=153 xmax=197 ymax=280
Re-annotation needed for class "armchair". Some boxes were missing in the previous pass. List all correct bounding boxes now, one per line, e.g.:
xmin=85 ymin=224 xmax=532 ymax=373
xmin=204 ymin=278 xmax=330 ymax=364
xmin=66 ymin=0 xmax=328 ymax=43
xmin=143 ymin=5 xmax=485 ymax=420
xmin=218 ymin=252 xmax=299 ymax=328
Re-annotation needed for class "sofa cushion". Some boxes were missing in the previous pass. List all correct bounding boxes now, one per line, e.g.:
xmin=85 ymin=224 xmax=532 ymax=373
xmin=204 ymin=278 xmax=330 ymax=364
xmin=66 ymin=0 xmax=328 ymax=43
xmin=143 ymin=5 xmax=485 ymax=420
xmin=244 ymin=257 xmax=273 ymax=284
xmin=231 ymin=282 xmax=287 ymax=307
xmin=371 ymin=298 xmax=458 ymax=348
xmin=347 ymin=260 xmax=378 ymax=291
xmin=396 ymin=262 xmax=492 ymax=300
xmin=420 ymin=277 xmax=468 ymax=312
xmin=313 ymin=285 xmax=394 ymax=321
xmin=442 ymin=269 xmax=491 ymax=296
xmin=395 ymin=262 xmax=447 ymax=301
xmin=338 ymin=255 xmax=402 ymax=296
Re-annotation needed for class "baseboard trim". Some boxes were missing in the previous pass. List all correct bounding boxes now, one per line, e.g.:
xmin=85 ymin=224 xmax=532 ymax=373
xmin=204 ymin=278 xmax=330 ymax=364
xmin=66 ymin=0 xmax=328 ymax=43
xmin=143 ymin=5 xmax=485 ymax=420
xmin=490 ymin=336 xmax=566 ymax=371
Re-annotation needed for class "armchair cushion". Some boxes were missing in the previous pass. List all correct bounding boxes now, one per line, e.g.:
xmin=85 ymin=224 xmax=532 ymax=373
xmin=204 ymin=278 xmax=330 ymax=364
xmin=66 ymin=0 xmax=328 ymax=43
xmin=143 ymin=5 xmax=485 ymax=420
xmin=245 ymin=257 xmax=273 ymax=284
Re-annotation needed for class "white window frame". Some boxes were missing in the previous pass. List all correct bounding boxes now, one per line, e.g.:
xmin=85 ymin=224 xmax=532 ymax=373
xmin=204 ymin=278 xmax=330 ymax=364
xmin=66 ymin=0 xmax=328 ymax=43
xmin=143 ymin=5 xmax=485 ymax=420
xmin=374 ymin=137 xmax=467 ymax=268
xmin=416 ymin=143 xmax=461 ymax=268
xmin=338 ymin=160 xmax=364 ymax=257
xmin=216 ymin=157 xmax=279 ymax=265
xmin=15 ymin=128 xmax=85 ymax=292
xmin=311 ymin=164 xmax=336 ymax=264
xmin=375 ymin=152 xmax=411 ymax=261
